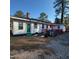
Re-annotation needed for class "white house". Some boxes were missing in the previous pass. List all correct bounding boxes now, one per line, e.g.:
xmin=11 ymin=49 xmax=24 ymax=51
xmin=10 ymin=16 xmax=53 ymax=35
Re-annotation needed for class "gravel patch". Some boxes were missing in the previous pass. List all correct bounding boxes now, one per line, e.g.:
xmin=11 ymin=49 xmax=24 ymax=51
xmin=46 ymin=32 xmax=69 ymax=59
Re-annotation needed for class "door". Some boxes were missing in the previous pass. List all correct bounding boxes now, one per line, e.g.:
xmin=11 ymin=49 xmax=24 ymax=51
xmin=27 ymin=24 xmax=30 ymax=33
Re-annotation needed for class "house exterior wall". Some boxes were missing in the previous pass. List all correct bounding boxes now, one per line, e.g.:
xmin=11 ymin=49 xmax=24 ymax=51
xmin=53 ymin=24 xmax=66 ymax=32
xmin=38 ymin=24 xmax=47 ymax=33
xmin=39 ymin=24 xmax=42 ymax=33
xmin=12 ymin=21 xmax=26 ymax=35
xmin=12 ymin=20 xmax=53 ymax=35
xmin=12 ymin=21 xmax=45 ymax=35
xmin=30 ymin=23 xmax=34 ymax=33
xmin=44 ymin=24 xmax=46 ymax=29
xmin=34 ymin=24 xmax=39 ymax=33
xmin=31 ymin=23 xmax=41 ymax=34
xmin=36 ymin=24 xmax=41 ymax=33
xmin=53 ymin=26 xmax=58 ymax=30
xmin=48 ymin=25 xmax=50 ymax=29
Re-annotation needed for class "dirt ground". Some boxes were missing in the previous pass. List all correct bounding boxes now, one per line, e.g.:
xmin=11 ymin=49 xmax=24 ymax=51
xmin=10 ymin=32 xmax=69 ymax=59
xmin=11 ymin=48 xmax=57 ymax=59
xmin=10 ymin=36 xmax=51 ymax=50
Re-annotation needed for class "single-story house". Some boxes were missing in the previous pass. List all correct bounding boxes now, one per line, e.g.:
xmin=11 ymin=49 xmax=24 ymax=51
xmin=10 ymin=16 xmax=53 ymax=35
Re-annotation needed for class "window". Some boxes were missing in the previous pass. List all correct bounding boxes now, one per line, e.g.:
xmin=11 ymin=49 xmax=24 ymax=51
xmin=58 ymin=25 xmax=60 ymax=29
xmin=42 ymin=24 xmax=44 ymax=28
xmin=34 ymin=23 xmax=37 ymax=28
xmin=50 ymin=25 xmax=52 ymax=28
xmin=18 ymin=22 xmax=23 ymax=30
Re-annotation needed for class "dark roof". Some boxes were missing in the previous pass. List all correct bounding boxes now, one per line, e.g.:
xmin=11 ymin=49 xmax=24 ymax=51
xmin=29 ymin=18 xmax=51 ymax=23
xmin=10 ymin=16 xmax=53 ymax=25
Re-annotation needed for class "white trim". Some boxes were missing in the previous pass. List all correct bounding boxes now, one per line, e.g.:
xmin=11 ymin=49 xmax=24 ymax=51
xmin=10 ymin=16 xmax=30 ymax=21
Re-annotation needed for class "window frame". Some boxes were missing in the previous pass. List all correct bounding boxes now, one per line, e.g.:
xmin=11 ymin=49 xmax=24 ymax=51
xmin=18 ymin=22 xmax=23 ymax=30
xmin=34 ymin=23 xmax=37 ymax=29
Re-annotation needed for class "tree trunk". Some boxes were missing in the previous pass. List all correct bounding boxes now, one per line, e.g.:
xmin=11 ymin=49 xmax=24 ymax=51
xmin=61 ymin=0 xmax=64 ymax=24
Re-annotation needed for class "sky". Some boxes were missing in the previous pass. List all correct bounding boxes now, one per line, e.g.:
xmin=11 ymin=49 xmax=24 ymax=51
xmin=10 ymin=0 xmax=56 ymax=22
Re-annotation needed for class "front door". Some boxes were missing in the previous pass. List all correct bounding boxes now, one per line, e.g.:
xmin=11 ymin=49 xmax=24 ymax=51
xmin=27 ymin=24 xmax=30 ymax=33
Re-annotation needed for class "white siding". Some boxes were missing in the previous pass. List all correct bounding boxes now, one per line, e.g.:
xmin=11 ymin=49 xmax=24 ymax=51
xmin=39 ymin=24 xmax=42 ymax=33
xmin=31 ymin=23 xmax=41 ymax=33
xmin=31 ymin=23 xmax=34 ymax=33
xmin=53 ymin=26 xmax=58 ymax=30
xmin=44 ymin=24 xmax=46 ymax=29
xmin=60 ymin=25 xmax=66 ymax=32
xmin=13 ymin=21 xmax=26 ymax=35
xmin=34 ymin=24 xmax=40 ymax=33
xmin=48 ymin=25 xmax=50 ymax=29
xmin=12 ymin=21 xmax=49 ymax=35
